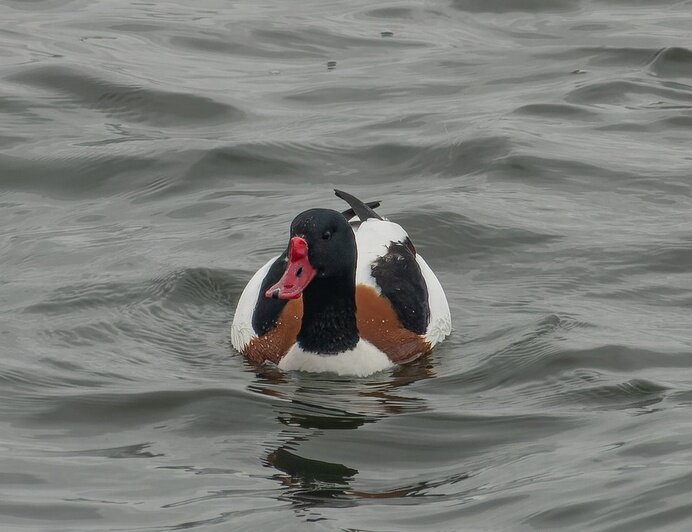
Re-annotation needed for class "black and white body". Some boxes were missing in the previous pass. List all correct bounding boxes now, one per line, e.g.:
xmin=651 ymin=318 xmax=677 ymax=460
xmin=231 ymin=190 xmax=451 ymax=377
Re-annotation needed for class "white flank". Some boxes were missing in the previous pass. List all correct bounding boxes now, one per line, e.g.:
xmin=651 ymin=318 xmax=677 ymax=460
xmin=416 ymin=255 xmax=452 ymax=345
xmin=230 ymin=255 xmax=280 ymax=352
xmin=278 ymin=339 xmax=394 ymax=377
xmin=354 ymin=218 xmax=408 ymax=291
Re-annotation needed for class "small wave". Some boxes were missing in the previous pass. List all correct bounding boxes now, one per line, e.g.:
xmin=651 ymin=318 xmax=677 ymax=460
xmin=565 ymin=79 xmax=692 ymax=106
xmin=439 ymin=319 xmax=690 ymax=400
xmin=586 ymin=283 xmax=692 ymax=308
xmin=543 ymin=377 xmax=668 ymax=411
xmin=172 ymin=24 xmax=424 ymax=61
xmin=22 ymin=279 xmax=155 ymax=315
xmin=653 ymin=114 xmax=692 ymax=129
xmin=0 ymin=151 xmax=159 ymax=199
xmin=178 ymin=137 xmax=511 ymax=185
xmin=490 ymin=153 xmax=632 ymax=189
xmin=513 ymin=103 xmax=599 ymax=120
xmin=285 ymin=86 xmax=412 ymax=105
xmin=0 ymin=365 xmax=110 ymax=395
xmin=0 ymin=501 xmax=101 ymax=522
xmin=437 ymin=314 xmax=574 ymax=391
xmin=544 ymin=345 xmax=692 ymax=373
xmin=153 ymin=267 xmax=243 ymax=306
xmin=536 ymin=46 xmax=659 ymax=68
xmin=451 ymin=0 xmax=575 ymax=13
xmin=394 ymin=210 xmax=560 ymax=260
xmin=9 ymin=64 xmax=244 ymax=127
xmin=183 ymin=144 xmax=309 ymax=181
xmin=252 ymin=26 xmax=425 ymax=52
xmin=23 ymin=387 xmax=267 ymax=433
xmin=338 ymin=137 xmax=512 ymax=179
xmin=624 ymin=245 xmax=692 ymax=275
xmin=363 ymin=7 xmax=427 ymax=19
xmin=649 ymin=47 xmax=692 ymax=79
xmin=583 ymin=468 xmax=692 ymax=531
xmin=19 ymin=268 xmax=243 ymax=380
xmin=23 ymin=268 xmax=241 ymax=316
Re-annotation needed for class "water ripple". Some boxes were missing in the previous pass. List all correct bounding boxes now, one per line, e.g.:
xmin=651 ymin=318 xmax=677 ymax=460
xmin=3 ymin=0 xmax=692 ymax=529
xmin=8 ymin=64 xmax=244 ymax=127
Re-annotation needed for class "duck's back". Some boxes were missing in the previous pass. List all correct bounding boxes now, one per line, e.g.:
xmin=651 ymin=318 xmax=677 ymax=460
xmin=353 ymin=218 xmax=451 ymax=362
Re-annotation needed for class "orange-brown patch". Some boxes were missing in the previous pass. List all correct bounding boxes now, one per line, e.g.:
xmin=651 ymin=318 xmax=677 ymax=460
xmin=243 ymin=299 xmax=303 ymax=364
xmin=356 ymin=284 xmax=431 ymax=364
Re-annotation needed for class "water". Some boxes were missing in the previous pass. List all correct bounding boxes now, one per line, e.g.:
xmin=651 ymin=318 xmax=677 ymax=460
xmin=2 ymin=0 xmax=692 ymax=530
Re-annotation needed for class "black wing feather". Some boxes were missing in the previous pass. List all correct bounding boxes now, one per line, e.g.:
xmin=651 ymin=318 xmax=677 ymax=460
xmin=251 ymin=251 xmax=290 ymax=336
xmin=371 ymin=241 xmax=430 ymax=335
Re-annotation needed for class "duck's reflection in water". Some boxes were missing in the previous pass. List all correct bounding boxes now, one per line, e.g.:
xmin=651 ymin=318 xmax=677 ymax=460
xmin=250 ymin=356 xmax=468 ymax=513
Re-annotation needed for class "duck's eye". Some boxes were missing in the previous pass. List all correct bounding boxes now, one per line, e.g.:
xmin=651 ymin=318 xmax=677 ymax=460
xmin=322 ymin=230 xmax=332 ymax=240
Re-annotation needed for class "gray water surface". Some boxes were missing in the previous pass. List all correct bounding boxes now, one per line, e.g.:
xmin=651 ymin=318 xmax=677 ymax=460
xmin=2 ymin=0 xmax=692 ymax=530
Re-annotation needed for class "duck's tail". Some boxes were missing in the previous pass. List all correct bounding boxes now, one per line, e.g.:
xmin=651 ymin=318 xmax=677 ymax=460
xmin=335 ymin=189 xmax=383 ymax=221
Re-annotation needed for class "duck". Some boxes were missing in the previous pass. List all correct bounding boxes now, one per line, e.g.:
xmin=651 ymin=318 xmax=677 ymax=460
xmin=231 ymin=189 xmax=451 ymax=377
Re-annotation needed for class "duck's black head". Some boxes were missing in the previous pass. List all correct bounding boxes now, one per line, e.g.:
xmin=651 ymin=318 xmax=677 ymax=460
xmin=265 ymin=208 xmax=356 ymax=300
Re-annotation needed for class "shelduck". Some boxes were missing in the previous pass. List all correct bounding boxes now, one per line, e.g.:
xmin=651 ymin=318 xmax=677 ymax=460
xmin=231 ymin=190 xmax=451 ymax=377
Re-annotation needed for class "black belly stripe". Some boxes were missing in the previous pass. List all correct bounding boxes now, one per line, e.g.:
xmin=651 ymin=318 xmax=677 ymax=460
xmin=251 ymin=251 xmax=290 ymax=336
xmin=370 ymin=240 xmax=430 ymax=335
